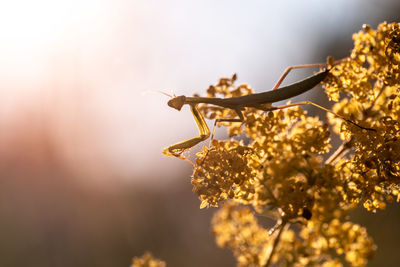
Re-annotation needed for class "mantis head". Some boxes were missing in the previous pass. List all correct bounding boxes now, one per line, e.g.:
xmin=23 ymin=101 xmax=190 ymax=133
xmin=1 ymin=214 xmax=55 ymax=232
xmin=167 ymin=95 xmax=186 ymax=111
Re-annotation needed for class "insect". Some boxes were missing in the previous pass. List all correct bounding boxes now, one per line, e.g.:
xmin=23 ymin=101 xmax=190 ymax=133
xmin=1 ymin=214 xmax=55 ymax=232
xmin=163 ymin=60 xmax=376 ymax=158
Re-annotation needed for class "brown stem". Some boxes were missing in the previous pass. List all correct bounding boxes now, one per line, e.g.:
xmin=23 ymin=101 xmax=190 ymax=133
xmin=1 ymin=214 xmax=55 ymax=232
xmin=325 ymin=138 xmax=354 ymax=165
xmin=264 ymin=221 xmax=287 ymax=267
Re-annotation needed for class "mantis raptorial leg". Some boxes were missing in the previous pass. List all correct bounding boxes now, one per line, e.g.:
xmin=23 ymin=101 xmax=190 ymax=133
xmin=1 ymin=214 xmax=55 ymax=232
xmin=162 ymin=104 xmax=210 ymax=158
xmin=163 ymin=60 xmax=376 ymax=159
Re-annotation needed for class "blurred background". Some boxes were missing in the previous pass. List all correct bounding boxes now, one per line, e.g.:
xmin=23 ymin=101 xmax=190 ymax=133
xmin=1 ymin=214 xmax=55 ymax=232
xmin=0 ymin=0 xmax=400 ymax=266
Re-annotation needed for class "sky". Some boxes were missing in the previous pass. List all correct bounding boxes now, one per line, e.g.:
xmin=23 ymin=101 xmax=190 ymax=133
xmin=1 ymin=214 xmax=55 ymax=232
xmin=2 ymin=0 xmax=398 ymax=187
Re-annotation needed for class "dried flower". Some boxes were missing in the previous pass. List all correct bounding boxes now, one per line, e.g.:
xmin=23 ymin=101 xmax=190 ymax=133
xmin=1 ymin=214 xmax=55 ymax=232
xmin=160 ymin=22 xmax=400 ymax=267
xmin=131 ymin=252 xmax=166 ymax=267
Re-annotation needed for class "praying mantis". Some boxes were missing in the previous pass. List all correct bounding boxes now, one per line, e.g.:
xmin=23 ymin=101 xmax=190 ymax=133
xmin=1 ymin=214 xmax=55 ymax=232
xmin=162 ymin=60 xmax=376 ymax=158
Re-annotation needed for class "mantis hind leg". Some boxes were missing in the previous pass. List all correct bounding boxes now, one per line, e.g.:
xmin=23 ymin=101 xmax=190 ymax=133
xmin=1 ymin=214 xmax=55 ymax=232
xmin=162 ymin=104 xmax=210 ymax=159
xmin=273 ymin=63 xmax=328 ymax=90
xmin=272 ymin=58 xmax=346 ymax=90
xmin=266 ymin=101 xmax=376 ymax=132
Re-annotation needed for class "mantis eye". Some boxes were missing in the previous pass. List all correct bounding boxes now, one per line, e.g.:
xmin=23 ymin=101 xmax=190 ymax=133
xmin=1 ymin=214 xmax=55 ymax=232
xmin=167 ymin=95 xmax=186 ymax=111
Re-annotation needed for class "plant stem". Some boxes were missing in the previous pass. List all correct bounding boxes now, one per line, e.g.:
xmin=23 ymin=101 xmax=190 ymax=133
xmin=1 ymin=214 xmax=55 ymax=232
xmin=264 ymin=221 xmax=287 ymax=267
xmin=325 ymin=138 xmax=353 ymax=165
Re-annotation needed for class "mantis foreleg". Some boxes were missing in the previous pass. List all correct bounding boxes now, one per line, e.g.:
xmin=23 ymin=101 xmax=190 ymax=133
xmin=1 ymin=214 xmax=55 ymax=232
xmin=163 ymin=104 xmax=210 ymax=157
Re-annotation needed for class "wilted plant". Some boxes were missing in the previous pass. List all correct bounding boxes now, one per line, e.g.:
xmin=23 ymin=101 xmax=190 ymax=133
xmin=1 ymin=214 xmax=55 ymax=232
xmin=131 ymin=252 xmax=166 ymax=267
xmin=137 ymin=22 xmax=400 ymax=267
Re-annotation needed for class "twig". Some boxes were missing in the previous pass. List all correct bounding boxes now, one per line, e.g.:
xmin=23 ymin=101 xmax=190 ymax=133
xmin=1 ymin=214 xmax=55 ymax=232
xmin=264 ymin=221 xmax=287 ymax=267
xmin=325 ymin=138 xmax=353 ymax=165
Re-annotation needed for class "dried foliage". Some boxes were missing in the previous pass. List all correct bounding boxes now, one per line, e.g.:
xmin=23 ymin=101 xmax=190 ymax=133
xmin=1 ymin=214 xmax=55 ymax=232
xmin=152 ymin=22 xmax=400 ymax=267
xmin=131 ymin=252 xmax=166 ymax=267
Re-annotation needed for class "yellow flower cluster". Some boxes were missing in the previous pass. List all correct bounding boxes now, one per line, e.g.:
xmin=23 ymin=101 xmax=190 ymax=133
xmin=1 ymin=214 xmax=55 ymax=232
xmin=193 ymin=140 xmax=258 ymax=208
xmin=131 ymin=252 xmax=166 ymax=267
xmin=213 ymin=203 xmax=375 ymax=267
xmin=189 ymin=22 xmax=400 ymax=266
xmin=211 ymin=202 xmax=271 ymax=267
xmin=298 ymin=219 xmax=375 ymax=267
xmin=324 ymin=22 xmax=400 ymax=212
